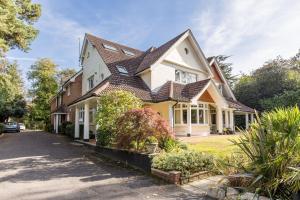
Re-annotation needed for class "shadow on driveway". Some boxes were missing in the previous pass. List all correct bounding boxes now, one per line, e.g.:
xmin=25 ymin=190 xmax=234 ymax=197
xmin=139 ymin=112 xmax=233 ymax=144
xmin=0 ymin=131 xmax=211 ymax=200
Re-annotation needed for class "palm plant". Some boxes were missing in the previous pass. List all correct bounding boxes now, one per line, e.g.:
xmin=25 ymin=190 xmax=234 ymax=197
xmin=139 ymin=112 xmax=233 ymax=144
xmin=232 ymin=107 xmax=300 ymax=199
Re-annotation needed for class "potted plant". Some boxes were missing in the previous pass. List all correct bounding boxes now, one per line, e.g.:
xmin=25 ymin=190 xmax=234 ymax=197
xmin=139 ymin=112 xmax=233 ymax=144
xmin=145 ymin=136 xmax=158 ymax=153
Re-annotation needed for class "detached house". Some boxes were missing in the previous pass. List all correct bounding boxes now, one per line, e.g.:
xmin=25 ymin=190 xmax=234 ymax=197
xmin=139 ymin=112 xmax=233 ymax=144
xmin=50 ymin=29 xmax=255 ymax=141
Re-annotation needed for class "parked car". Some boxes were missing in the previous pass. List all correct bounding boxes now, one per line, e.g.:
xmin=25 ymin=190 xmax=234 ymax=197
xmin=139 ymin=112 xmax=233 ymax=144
xmin=19 ymin=123 xmax=26 ymax=131
xmin=4 ymin=122 xmax=20 ymax=133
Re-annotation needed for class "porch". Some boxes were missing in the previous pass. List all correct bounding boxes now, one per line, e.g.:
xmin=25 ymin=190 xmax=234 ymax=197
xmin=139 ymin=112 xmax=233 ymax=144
xmin=71 ymin=97 xmax=98 ymax=141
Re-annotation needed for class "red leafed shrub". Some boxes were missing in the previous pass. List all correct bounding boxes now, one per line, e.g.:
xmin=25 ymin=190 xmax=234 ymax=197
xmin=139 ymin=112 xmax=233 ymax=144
xmin=115 ymin=107 xmax=174 ymax=151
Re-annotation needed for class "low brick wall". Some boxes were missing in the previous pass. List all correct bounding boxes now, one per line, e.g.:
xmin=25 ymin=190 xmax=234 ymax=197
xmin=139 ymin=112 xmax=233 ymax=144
xmin=95 ymin=146 xmax=153 ymax=172
xmin=180 ymin=171 xmax=210 ymax=184
xmin=151 ymin=168 xmax=181 ymax=184
xmin=151 ymin=168 xmax=209 ymax=185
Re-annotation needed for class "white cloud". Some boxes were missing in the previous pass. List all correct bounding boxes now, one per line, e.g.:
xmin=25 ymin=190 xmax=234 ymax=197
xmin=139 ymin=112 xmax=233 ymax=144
xmin=193 ymin=0 xmax=300 ymax=74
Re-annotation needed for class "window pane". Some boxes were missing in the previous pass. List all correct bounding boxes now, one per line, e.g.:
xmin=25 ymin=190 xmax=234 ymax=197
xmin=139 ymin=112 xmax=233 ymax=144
xmin=198 ymin=110 xmax=204 ymax=124
xmin=187 ymin=73 xmax=197 ymax=83
xmin=175 ymin=110 xmax=181 ymax=124
xmin=198 ymin=104 xmax=203 ymax=108
xmin=191 ymin=109 xmax=197 ymax=124
xmin=182 ymin=110 xmax=187 ymax=124
xmin=181 ymin=72 xmax=187 ymax=83
xmin=175 ymin=70 xmax=180 ymax=82
xmin=182 ymin=104 xmax=187 ymax=108
xmin=175 ymin=104 xmax=180 ymax=108
xmin=190 ymin=73 xmax=197 ymax=82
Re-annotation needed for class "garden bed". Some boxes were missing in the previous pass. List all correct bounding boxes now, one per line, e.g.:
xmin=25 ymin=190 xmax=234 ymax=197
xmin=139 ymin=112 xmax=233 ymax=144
xmin=151 ymin=168 xmax=209 ymax=185
xmin=95 ymin=145 xmax=154 ymax=172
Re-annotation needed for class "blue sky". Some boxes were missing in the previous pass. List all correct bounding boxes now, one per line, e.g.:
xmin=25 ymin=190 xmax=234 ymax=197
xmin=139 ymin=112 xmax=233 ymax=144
xmin=7 ymin=0 xmax=300 ymax=89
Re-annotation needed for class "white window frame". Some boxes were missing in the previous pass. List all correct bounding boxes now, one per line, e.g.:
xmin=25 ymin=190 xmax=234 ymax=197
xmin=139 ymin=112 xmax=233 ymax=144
xmin=79 ymin=107 xmax=84 ymax=122
xmin=174 ymin=102 xmax=209 ymax=126
xmin=175 ymin=69 xmax=197 ymax=84
xmin=89 ymin=108 xmax=96 ymax=124
xmin=116 ymin=65 xmax=128 ymax=74
xmin=87 ymin=75 xmax=94 ymax=90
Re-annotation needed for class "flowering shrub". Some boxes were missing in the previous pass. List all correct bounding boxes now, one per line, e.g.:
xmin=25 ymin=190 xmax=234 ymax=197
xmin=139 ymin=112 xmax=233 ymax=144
xmin=152 ymin=149 xmax=214 ymax=176
xmin=95 ymin=90 xmax=142 ymax=146
xmin=115 ymin=107 xmax=174 ymax=151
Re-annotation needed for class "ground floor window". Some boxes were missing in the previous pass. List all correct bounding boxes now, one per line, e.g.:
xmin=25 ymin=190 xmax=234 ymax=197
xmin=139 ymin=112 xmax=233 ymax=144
xmin=79 ymin=107 xmax=84 ymax=122
xmin=174 ymin=103 xmax=209 ymax=125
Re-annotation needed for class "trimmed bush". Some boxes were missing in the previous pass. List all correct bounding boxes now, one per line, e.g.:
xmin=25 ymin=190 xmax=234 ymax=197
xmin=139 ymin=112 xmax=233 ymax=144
xmin=96 ymin=129 xmax=113 ymax=147
xmin=60 ymin=121 xmax=73 ymax=135
xmin=152 ymin=149 xmax=214 ymax=176
xmin=96 ymin=90 xmax=142 ymax=141
xmin=115 ymin=107 xmax=174 ymax=152
xmin=65 ymin=123 xmax=74 ymax=138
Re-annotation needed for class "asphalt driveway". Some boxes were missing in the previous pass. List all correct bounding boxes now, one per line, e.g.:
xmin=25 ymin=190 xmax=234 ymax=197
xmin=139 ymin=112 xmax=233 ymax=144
xmin=0 ymin=131 xmax=210 ymax=200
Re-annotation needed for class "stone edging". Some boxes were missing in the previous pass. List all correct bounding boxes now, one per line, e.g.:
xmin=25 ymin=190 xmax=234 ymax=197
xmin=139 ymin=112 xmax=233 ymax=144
xmin=151 ymin=168 xmax=209 ymax=185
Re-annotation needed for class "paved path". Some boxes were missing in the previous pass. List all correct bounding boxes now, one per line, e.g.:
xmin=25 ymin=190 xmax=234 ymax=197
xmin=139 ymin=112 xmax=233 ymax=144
xmin=0 ymin=131 xmax=210 ymax=200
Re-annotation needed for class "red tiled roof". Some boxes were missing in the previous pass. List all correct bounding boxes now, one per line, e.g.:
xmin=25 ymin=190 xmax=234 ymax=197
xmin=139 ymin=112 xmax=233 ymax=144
xmin=226 ymin=98 xmax=255 ymax=113
xmin=153 ymin=79 xmax=210 ymax=102
xmin=68 ymin=30 xmax=255 ymax=113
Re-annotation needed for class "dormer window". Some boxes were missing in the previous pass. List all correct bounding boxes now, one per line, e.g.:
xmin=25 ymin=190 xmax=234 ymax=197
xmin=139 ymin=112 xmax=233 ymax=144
xmin=103 ymin=43 xmax=118 ymax=52
xmin=122 ymin=49 xmax=135 ymax=56
xmin=116 ymin=65 xmax=128 ymax=75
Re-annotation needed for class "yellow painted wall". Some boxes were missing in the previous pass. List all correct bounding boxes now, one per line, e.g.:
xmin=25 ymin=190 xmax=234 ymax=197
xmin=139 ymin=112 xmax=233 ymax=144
xmin=146 ymin=102 xmax=171 ymax=125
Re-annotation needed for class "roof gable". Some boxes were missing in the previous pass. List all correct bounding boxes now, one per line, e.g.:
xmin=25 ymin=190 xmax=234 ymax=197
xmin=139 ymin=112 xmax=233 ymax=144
xmin=137 ymin=30 xmax=214 ymax=77
xmin=85 ymin=33 xmax=145 ymax=76
xmin=135 ymin=30 xmax=189 ymax=74
xmin=208 ymin=57 xmax=236 ymax=100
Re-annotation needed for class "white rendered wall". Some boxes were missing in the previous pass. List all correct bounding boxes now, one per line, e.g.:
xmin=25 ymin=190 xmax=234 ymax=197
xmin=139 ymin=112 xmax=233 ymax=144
xmin=81 ymin=41 xmax=111 ymax=95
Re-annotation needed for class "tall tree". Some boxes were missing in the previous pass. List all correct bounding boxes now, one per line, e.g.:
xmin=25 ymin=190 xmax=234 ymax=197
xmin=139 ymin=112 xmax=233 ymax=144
xmin=57 ymin=68 xmax=77 ymax=86
xmin=0 ymin=0 xmax=41 ymax=53
xmin=27 ymin=58 xmax=58 ymax=126
xmin=214 ymin=55 xmax=237 ymax=88
xmin=0 ymin=60 xmax=26 ymax=122
xmin=234 ymin=50 xmax=300 ymax=111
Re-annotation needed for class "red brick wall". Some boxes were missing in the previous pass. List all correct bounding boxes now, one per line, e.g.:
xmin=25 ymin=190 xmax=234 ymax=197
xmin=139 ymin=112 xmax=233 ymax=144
xmin=49 ymin=73 xmax=82 ymax=124
xmin=62 ymin=73 xmax=82 ymax=106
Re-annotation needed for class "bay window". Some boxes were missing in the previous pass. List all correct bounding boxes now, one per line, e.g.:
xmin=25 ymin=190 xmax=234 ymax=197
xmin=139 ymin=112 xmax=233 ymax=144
xmin=174 ymin=103 xmax=209 ymax=125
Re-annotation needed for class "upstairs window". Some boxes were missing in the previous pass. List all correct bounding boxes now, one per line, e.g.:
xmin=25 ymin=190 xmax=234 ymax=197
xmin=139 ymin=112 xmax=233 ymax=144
xmin=87 ymin=75 xmax=94 ymax=90
xmin=103 ymin=43 xmax=118 ymax=52
xmin=116 ymin=65 xmax=128 ymax=75
xmin=122 ymin=49 xmax=135 ymax=56
xmin=175 ymin=69 xmax=197 ymax=84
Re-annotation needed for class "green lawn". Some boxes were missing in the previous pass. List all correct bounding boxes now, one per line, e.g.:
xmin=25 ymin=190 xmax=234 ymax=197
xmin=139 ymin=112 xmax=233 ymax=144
xmin=188 ymin=135 xmax=240 ymax=157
